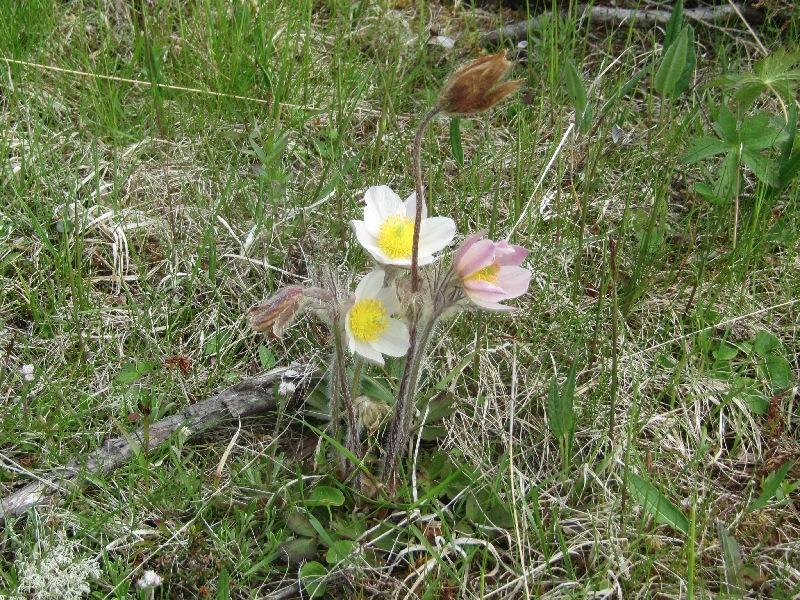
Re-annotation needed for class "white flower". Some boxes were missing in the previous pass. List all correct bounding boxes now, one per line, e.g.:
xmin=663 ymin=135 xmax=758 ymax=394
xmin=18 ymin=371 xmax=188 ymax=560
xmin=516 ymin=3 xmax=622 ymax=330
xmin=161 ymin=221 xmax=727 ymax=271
xmin=278 ymin=380 xmax=296 ymax=396
xmin=21 ymin=364 xmax=34 ymax=382
xmin=351 ymin=185 xmax=456 ymax=267
xmin=137 ymin=570 xmax=163 ymax=590
xmin=345 ymin=270 xmax=410 ymax=365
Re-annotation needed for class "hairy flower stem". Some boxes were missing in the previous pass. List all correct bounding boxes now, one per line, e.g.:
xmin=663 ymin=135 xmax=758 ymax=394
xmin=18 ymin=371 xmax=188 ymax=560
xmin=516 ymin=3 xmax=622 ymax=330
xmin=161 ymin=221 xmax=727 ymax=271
xmin=332 ymin=322 xmax=360 ymax=472
xmin=380 ymin=311 xmax=437 ymax=486
xmin=411 ymin=106 xmax=441 ymax=292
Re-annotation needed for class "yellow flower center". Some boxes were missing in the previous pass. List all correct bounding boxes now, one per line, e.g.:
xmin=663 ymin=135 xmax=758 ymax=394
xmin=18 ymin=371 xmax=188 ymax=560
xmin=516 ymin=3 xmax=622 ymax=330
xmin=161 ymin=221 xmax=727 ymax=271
xmin=465 ymin=262 xmax=500 ymax=283
xmin=348 ymin=299 xmax=389 ymax=342
xmin=377 ymin=215 xmax=415 ymax=259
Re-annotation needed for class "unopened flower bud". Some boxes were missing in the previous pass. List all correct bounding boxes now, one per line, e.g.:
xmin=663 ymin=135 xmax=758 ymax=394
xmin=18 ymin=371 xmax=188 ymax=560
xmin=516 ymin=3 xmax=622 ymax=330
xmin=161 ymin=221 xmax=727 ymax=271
xmin=248 ymin=286 xmax=306 ymax=337
xmin=438 ymin=51 xmax=522 ymax=117
xmin=355 ymin=395 xmax=390 ymax=432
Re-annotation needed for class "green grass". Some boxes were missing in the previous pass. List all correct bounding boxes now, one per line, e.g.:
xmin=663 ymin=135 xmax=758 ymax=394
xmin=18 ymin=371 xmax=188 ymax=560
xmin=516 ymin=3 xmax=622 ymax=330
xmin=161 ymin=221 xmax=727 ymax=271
xmin=1 ymin=0 xmax=799 ymax=597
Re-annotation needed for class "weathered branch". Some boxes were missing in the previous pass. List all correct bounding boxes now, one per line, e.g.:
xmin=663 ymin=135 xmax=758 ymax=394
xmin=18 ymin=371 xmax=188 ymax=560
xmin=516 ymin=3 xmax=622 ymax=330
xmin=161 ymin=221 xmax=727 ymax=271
xmin=481 ymin=3 xmax=763 ymax=46
xmin=0 ymin=364 xmax=316 ymax=525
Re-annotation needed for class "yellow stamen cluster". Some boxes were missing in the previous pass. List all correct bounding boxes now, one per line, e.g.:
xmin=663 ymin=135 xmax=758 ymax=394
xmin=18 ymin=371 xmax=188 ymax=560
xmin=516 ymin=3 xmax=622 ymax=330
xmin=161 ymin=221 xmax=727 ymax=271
xmin=465 ymin=262 xmax=500 ymax=283
xmin=349 ymin=299 xmax=389 ymax=342
xmin=377 ymin=215 xmax=415 ymax=259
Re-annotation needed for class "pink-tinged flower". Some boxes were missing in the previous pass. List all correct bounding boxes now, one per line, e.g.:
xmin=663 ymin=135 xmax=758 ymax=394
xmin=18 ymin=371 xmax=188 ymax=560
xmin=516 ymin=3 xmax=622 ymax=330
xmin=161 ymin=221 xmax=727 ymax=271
xmin=351 ymin=185 xmax=456 ymax=267
xmin=454 ymin=234 xmax=531 ymax=311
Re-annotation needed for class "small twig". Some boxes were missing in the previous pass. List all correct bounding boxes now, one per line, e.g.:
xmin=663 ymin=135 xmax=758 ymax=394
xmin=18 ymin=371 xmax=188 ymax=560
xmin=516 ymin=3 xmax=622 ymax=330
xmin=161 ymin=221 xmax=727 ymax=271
xmin=0 ymin=365 xmax=315 ymax=525
xmin=481 ymin=3 xmax=763 ymax=46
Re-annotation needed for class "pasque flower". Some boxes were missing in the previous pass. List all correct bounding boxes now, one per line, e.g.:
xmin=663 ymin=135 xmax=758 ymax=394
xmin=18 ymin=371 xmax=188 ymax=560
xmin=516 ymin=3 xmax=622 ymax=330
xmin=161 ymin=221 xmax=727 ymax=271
xmin=352 ymin=185 xmax=456 ymax=267
xmin=454 ymin=233 xmax=531 ymax=310
xmin=345 ymin=270 xmax=410 ymax=365
xmin=438 ymin=51 xmax=523 ymax=117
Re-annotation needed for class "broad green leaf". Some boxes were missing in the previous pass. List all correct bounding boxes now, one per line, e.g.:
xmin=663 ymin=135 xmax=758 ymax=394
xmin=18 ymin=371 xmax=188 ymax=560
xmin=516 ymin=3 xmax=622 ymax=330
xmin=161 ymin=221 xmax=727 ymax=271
xmin=305 ymin=485 xmax=345 ymax=508
xmin=279 ymin=537 xmax=318 ymax=564
xmin=564 ymin=59 xmax=591 ymax=132
xmin=748 ymin=461 xmax=794 ymax=512
xmin=779 ymin=149 xmax=800 ymax=189
xmin=713 ymin=151 xmax=740 ymax=201
xmin=358 ymin=373 xmax=395 ymax=405
xmin=740 ymin=112 xmax=783 ymax=151
xmin=739 ymin=390 xmax=769 ymax=415
xmin=753 ymin=331 xmax=779 ymax=356
xmin=286 ymin=510 xmax=317 ymax=538
xmin=325 ymin=540 xmax=355 ymax=564
xmin=654 ymin=27 xmax=689 ymax=98
xmin=627 ymin=472 xmax=689 ymax=534
xmin=674 ymin=25 xmax=696 ymax=95
xmin=663 ymin=0 xmax=684 ymax=49
xmin=713 ymin=341 xmax=739 ymax=361
xmin=299 ymin=561 xmax=328 ymax=598
xmin=762 ymin=354 xmax=791 ymax=390
xmin=717 ymin=521 xmax=744 ymax=597
xmin=741 ymin=149 xmax=779 ymax=187
xmin=465 ymin=491 xmax=514 ymax=529
xmin=681 ymin=136 xmax=731 ymax=164
xmin=713 ymin=106 xmax=738 ymax=143
xmin=449 ymin=117 xmax=464 ymax=167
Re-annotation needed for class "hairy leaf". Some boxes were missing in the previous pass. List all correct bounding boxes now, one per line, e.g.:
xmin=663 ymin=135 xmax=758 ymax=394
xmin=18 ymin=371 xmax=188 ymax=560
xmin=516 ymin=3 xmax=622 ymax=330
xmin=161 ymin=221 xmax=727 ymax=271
xmin=627 ymin=472 xmax=689 ymax=534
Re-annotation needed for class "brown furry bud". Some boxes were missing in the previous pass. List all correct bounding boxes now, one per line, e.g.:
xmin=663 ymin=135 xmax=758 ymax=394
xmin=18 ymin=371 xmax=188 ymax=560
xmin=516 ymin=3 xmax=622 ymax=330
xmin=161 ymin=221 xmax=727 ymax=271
xmin=438 ymin=51 xmax=523 ymax=117
xmin=248 ymin=286 xmax=306 ymax=337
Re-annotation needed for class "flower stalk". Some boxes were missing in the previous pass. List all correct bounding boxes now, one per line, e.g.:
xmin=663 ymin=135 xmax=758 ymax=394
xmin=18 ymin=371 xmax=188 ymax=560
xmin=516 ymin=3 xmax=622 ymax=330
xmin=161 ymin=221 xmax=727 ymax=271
xmin=411 ymin=106 xmax=441 ymax=292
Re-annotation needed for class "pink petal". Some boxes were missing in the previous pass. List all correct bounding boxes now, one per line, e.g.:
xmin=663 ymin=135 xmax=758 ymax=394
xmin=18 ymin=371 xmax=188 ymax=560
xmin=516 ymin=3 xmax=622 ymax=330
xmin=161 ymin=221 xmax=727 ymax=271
xmin=463 ymin=278 xmax=507 ymax=301
xmin=494 ymin=241 xmax=529 ymax=266
xmin=496 ymin=266 xmax=532 ymax=298
xmin=453 ymin=232 xmax=483 ymax=266
xmin=455 ymin=238 xmax=496 ymax=277
xmin=464 ymin=290 xmax=513 ymax=311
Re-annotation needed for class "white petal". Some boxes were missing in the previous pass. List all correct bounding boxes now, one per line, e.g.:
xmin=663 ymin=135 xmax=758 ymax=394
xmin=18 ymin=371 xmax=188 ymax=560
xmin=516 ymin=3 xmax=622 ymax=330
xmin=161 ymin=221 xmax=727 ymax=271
xmin=370 ymin=319 xmax=410 ymax=357
xmin=354 ymin=269 xmax=385 ymax=300
xmin=403 ymin=191 xmax=426 ymax=221
xmin=353 ymin=339 xmax=385 ymax=365
xmin=344 ymin=310 xmax=356 ymax=352
xmin=352 ymin=220 xmax=392 ymax=264
xmin=419 ymin=217 xmax=456 ymax=255
xmin=365 ymin=186 xmax=403 ymax=235
xmin=375 ymin=287 xmax=402 ymax=315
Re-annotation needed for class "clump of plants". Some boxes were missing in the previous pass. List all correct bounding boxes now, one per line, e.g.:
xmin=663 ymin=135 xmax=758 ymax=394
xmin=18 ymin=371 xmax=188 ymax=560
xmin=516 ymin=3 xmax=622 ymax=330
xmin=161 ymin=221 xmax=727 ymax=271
xmin=248 ymin=51 xmax=530 ymax=488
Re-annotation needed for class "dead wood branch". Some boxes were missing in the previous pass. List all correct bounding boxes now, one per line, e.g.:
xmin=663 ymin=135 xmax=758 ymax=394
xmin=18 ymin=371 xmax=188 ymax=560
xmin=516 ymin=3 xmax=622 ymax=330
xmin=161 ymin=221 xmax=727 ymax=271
xmin=0 ymin=364 xmax=316 ymax=525
xmin=481 ymin=3 xmax=763 ymax=46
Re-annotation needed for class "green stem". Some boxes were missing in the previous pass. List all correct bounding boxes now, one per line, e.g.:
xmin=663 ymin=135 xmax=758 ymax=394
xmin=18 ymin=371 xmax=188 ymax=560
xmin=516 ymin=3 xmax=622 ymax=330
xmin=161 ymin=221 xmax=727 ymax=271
xmin=332 ymin=322 xmax=360 ymax=467
xmin=351 ymin=357 xmax=364 ymax=399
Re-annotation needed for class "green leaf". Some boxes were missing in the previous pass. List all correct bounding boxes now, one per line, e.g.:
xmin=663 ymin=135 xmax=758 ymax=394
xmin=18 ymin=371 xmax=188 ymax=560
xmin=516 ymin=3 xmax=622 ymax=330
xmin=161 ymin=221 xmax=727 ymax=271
xmin=673 ymin=25 xmax=695 ymax=96
xmin=748 ymin=461 xmax=794 ymax=512
xmin=286 ymin=510 xmax=318 ymax=538
xmin=216 ymin=568 xmax=230 ymax=600
xmin=358 ymin=373 xmax=395 ymax=405
xmin=258 ymin=344 xmax=276 ymax=370
xmin=762 ymin=354 xmax=792 ymax=390
xmin=713 ymin=151 xmax=740 ymax=201
xmin=114 ymin=361 xmax=155 ymax=386
xmin=740 ymin=112 xmax=783 ymax=151
xmin=779 ymin=149 xmax=800 ymax=189
xmin=713 ymin=106 xmax=738 ymax=143
xmin=627 ymin=472 xmax=689 ymax=534
xmin=563 ymin=59 xmax=591 ymax=132
xmin=663 ymin=0 xmax=684 ymax=49
xmin=741 ymin=149 xmax=779 ymax=187
xmin=654 ymin=27 xmax=689 ymax=98
xmin=279 ymin=537 xmax=318 ymax=564
xmin=465 ymin=491 xmax=514 ymax=529
xmin=739 ymin=390 xmax=769 ymax=415
xmin=203 ymin=330 xmax=233 ymax=357
xmin=713 ymin=341 xmax=739 ymax=361
xmin=299 ymin=561 xmax=328 ymax=598
xmin=305 ymin=485 xmax=345 ymax=507
xmin=753 ymin=331 xmax=780 ymax=356
xmin=599 ymin=63 xmax=651 ymax=119
xmin=325 ymin=540 xmax=355 ymax=564
xmin=717 ymin=521 xmax=744 ymax=597
xmin=680 ymin=136 xmax=731 ymax=164
xmin=449 ymin=117 xmax=464 ymax=167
